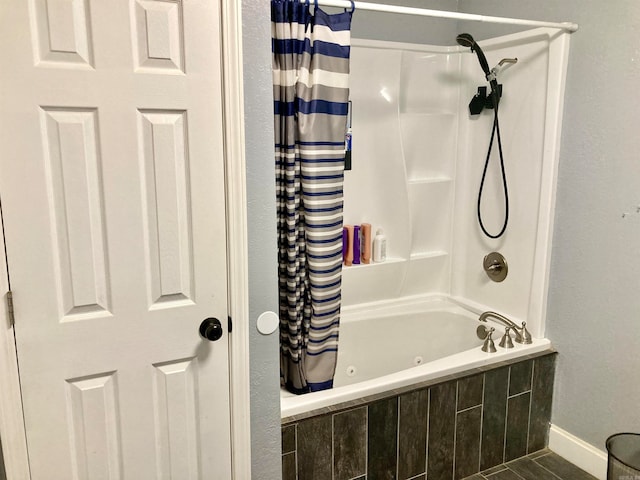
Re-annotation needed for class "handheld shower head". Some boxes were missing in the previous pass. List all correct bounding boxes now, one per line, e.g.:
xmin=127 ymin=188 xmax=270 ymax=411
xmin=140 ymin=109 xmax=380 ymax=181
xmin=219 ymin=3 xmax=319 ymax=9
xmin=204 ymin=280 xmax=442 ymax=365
xmin=455 ymin=33 xmax=475 ymax=49
xmin=456 ymin=32 xmax=492 ymax=79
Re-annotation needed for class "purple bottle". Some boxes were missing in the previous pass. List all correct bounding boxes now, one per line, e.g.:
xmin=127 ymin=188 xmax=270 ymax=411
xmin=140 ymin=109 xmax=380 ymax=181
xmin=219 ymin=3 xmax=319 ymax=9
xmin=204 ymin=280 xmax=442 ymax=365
xmin=353 ymin=225 xmax=361 ymax=264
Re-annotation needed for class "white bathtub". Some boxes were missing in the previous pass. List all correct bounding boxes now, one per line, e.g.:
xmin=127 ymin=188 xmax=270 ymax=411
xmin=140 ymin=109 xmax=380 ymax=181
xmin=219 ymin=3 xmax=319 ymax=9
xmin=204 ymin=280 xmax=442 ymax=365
xmin=281 ymin=296 xmax=552 ymax=418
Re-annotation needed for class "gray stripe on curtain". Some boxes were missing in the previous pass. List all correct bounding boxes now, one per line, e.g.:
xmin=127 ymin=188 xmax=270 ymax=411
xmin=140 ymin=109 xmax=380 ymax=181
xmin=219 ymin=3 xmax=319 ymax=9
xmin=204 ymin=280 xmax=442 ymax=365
xmin=273 ymin=1 xmax=353 ymax=394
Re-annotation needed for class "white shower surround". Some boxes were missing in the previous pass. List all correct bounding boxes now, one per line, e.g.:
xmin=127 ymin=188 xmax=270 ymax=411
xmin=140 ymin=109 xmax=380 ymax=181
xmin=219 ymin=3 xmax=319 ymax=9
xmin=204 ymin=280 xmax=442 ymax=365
xmin=342 ymin=27 xmax=570 ymax=338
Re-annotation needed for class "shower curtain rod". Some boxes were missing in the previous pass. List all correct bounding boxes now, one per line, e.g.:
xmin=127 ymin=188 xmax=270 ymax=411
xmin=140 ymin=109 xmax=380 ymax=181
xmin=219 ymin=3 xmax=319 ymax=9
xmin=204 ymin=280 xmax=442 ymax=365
xmin=316 ymin=0 xmax=579 ymax=33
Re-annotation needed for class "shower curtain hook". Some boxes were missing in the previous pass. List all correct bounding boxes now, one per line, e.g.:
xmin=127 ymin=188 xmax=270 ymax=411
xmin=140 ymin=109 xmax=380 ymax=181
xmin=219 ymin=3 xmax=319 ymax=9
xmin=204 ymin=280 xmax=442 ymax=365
xmin=309 ymin=0 xmax=317 ymax=32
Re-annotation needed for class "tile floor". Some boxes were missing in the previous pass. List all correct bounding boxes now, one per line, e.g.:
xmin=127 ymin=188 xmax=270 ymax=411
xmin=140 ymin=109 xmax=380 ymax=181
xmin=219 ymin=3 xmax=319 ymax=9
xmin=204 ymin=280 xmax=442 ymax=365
xmin=463 ymin=449 xmax=598 ymax=480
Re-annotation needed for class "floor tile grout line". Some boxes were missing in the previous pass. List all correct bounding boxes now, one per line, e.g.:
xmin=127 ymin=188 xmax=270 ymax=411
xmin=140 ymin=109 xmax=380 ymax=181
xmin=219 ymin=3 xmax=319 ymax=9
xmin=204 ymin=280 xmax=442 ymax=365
xmin=483 ymin=466 xmax=527 ymax=480
xmin=504 ymin=467 xmax=527 ymax=479
xmin=530 ymin=457 xmax=566 ymax=480
xmin=526 ymin=449 xmax=551 ymax=460
xmin=530 ymin=451 xmax=551 ymax=460
xmin=483 ymin=465 xmax=508 ymax=473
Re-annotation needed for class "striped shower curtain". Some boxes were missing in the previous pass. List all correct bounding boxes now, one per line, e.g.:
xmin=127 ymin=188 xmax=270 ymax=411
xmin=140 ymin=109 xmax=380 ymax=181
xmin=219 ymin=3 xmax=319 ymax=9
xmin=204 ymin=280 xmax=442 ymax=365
xmin=272 ymin=0 xmax=354 ymax=394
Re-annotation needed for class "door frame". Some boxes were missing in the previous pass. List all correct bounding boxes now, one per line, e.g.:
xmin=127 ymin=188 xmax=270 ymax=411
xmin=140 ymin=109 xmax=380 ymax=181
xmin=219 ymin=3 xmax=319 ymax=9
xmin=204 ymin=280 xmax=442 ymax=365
xmin=0 ymin=0 xmax=252 ymax=477
xmin=220 ymin=0 xmax=252 ymax=477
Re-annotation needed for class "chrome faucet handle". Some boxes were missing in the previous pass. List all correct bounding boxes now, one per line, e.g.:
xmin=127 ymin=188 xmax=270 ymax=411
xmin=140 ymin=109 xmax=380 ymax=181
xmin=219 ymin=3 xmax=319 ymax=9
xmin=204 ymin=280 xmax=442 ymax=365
xmin=477 ymin=325 xmax=497 ymax=353
xmin=499 ymin=326 xmax=514 ymax=349
xmin=482 ymin=330 xmax=497 ymax=353
xmin=512 ymin=328 xmax=524 ymax=343
xmin=518 ymin=321 xmax=532 ymax=344
xmin=476 ymin=324 xmax=494 ymax=340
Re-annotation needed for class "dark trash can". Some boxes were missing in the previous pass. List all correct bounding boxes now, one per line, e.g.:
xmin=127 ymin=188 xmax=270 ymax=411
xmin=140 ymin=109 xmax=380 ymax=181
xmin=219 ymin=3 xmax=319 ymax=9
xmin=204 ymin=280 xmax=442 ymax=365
xmin=607 ymin=433 xmax=640 ymax=480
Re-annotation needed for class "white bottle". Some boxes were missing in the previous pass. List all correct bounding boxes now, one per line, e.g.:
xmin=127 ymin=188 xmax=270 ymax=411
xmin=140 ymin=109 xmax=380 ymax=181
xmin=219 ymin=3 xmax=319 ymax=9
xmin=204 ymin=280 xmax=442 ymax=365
xmin=372 ymin=228 xmax=387 ymax=263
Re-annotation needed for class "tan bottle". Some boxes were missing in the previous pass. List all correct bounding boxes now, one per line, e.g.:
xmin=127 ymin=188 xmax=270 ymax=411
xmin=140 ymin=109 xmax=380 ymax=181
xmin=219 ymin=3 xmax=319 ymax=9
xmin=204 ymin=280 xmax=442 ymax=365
xmin=344 ymin=225 xmax=354 ymax=266
xmin=361 ymin=223 xmax=372 ymax=264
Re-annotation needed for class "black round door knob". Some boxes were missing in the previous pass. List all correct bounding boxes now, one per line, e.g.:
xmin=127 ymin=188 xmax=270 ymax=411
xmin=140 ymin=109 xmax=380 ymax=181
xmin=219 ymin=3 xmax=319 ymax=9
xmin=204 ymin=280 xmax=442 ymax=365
xmin=199 ymin=318 xmax=223 ymax=341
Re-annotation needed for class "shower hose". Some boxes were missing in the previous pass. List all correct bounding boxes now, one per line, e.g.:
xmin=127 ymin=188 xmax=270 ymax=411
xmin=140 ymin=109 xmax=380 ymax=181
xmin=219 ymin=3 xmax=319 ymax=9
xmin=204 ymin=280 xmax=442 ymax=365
xmin=477 ymin=86 xmax=509 ymax=239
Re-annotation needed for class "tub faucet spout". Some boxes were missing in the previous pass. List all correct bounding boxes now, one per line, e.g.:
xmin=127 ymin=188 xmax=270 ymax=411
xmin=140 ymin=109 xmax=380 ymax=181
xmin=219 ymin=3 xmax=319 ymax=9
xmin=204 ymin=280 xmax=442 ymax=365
xmin=479 ymin=311 xmax=532 ymax=344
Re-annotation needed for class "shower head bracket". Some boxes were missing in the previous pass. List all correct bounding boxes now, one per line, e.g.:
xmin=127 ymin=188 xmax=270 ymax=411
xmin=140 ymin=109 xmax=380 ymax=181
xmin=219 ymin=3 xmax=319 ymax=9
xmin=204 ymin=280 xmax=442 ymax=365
xmin=469 ymin=84 xmax=503 ymax=115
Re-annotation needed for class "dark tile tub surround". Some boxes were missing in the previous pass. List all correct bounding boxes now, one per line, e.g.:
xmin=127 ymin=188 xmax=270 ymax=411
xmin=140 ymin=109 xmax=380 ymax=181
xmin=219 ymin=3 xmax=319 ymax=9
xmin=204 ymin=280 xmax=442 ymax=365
xmin=333 ymin=407 xmax=367 ymax=480
xmin=367 ymin=397 xmax=398 ymax=479
xmin=481 ymin=367 xmax=509 ymax=470
xmin=398 ymin=389 xmax=429 ymax=479
xmin=282 ymin=351 xmax=556 ymax=480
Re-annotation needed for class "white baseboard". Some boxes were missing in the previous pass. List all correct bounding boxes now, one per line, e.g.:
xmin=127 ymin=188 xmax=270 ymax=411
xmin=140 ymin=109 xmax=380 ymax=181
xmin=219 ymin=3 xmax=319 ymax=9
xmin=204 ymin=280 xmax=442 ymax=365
xmin=548 ymin=424 xmax=608 ymax=480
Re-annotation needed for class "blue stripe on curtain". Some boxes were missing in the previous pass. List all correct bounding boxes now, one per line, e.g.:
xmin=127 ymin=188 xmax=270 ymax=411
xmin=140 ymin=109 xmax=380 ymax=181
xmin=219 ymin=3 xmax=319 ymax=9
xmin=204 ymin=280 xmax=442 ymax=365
xmin=309 ymin=265 xmax=342 ymax=275
xmin=271 ymin=1 xmax=311 ymax=24
xmin=307 ymin=349 xmax=338 ymax=357
xmin=274 ymin=98 xmax=350 ymax=116
xmin=306 ymin=206 xmax=343 ymax=213
xmin=305 ymin=379 xmax=334 ymax=392
xmin=272 ymin=38 xmax=351 ymax=58
xmin=301 ymin=174 xmax=344 ymax=180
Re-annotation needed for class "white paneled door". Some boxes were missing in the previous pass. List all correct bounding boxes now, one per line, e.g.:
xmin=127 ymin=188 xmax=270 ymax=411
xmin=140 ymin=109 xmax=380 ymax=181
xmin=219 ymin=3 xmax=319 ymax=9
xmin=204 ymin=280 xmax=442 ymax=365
xmin=0 ymin=1 xmax=233 ymax=479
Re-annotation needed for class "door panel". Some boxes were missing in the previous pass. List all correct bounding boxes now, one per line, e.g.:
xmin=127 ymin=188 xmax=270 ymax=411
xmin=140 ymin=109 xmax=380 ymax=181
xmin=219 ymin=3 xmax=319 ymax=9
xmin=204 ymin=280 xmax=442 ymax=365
xmin=66 ymin=371 xmax=122 ymax=479
xmin=0 ymin=1 xmax=232 ymax=478
xmin=40 ymin=107 xmax=111 ymax=320
xmin=138 ymin=109 xmax=195 ymax=308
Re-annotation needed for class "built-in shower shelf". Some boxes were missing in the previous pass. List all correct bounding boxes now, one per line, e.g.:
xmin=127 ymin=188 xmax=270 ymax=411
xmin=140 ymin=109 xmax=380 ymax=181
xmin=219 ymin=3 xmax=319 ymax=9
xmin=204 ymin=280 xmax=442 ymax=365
xmin=410 ymin=251 xmax=448 ymax=261
xmin=399 ymin=111 xmax=456 ymax=117
xmin=407 ymin=176 xmax=451 ymax=185
xmin=343 ymin=257 xmax=405 ymax=269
